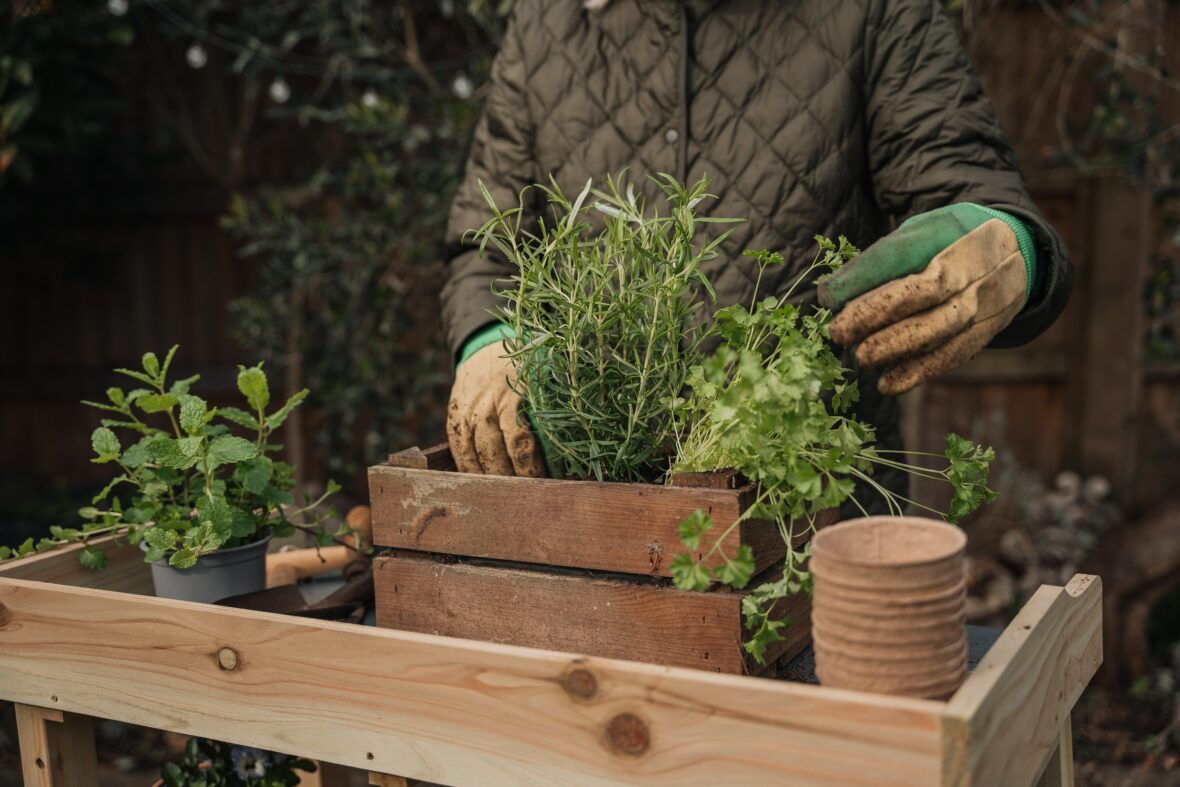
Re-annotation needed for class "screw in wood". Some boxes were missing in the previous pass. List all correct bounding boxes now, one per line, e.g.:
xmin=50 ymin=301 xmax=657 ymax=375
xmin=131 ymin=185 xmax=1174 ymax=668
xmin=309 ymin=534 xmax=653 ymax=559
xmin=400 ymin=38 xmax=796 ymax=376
xmin=217 ymin=647 xmax=240 ymax=672
xmin=605 ymin=713 xmax=650 ymax=756
xmin=563 ymin=667 xmax=598 ymax=700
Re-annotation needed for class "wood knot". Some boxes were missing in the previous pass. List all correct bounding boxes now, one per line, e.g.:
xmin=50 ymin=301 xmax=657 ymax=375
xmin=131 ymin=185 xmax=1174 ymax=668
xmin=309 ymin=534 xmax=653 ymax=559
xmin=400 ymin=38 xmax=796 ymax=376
xmin=605 ymin=713 xmax=650 ymax=756
xmin=563 ymin=667 xmax=597 ymax=700
xmin=217 ymin=647 xmax=240 ymax=672
xmin=0 ymin=603 xmax=9 ymax=628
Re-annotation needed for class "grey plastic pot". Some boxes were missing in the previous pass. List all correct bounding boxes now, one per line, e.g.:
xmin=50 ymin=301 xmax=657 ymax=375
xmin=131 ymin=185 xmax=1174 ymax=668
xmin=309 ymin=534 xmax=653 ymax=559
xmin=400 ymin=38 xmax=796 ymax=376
xmin=142 ymin=534 xmax=271 ymax=603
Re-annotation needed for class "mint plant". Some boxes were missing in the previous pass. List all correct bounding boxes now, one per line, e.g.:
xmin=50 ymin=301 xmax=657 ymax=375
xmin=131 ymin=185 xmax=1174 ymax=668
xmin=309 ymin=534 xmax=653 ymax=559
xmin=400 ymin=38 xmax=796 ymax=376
xmin=0 ymin=347 xmax=356 ymax=570
xmin=668 ymin=238 xmax=997 ymax=662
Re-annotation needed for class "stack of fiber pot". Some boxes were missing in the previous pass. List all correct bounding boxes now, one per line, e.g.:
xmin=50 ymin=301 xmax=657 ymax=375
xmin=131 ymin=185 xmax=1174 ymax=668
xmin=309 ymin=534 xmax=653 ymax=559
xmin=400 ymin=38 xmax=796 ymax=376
xmin=809 ymin=516 xmax=968 ymax=700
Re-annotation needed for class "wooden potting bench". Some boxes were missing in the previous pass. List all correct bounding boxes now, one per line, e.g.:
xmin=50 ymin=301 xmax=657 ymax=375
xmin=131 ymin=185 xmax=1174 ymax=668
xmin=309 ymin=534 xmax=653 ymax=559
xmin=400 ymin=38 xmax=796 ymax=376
xmin=0 ymin=535 xmax=1100 ymax=786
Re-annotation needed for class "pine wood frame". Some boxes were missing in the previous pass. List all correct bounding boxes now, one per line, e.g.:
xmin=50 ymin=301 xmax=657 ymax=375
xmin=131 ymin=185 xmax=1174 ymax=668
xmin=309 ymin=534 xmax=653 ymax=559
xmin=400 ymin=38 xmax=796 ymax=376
xmin=0 ymin=536 xmax=1099 ymax=786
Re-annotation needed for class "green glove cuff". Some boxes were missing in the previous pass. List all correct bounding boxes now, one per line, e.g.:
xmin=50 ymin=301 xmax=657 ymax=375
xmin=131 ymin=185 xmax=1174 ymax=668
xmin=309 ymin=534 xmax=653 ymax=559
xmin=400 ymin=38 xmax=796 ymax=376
xmin=966 ymin=204 xmax=1037 ymax=302
xmin=456 ymin=322 xmax=516 ymax=368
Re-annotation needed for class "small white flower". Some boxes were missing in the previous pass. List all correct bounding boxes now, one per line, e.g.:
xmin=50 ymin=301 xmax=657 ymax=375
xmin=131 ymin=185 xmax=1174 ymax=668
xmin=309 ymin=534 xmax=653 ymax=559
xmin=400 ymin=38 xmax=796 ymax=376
xmin=362 ymin=89 xmax=379 ymax=108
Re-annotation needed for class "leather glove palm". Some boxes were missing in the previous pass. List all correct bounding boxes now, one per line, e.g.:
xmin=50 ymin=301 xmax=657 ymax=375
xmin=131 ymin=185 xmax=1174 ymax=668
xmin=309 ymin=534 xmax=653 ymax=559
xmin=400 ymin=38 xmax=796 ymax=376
xmin=446 ymin=340 xmax=546 ymax=476
xmin=817 ymin=205 xmax=1033 ymax=395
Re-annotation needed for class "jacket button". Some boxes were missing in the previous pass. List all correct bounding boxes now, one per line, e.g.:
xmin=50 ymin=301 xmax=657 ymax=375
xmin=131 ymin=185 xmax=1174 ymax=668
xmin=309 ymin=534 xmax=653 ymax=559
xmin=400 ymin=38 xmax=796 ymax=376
xmin=664 ymin=128 xmax=679 ymax=144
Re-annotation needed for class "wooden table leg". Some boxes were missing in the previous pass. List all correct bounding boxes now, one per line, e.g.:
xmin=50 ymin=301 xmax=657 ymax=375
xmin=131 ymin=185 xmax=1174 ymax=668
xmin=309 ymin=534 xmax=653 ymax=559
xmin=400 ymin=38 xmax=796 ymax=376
xmin=14 ymin=704 xmax=98 ymax=787
xmin=1035 ymin=716 xmax=1075 ymax=787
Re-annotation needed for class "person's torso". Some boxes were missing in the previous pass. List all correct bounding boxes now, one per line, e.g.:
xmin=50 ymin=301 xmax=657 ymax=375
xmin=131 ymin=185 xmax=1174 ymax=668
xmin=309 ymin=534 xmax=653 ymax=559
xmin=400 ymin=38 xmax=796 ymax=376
xmin=518 ymin=0 xmax=888 ymax=307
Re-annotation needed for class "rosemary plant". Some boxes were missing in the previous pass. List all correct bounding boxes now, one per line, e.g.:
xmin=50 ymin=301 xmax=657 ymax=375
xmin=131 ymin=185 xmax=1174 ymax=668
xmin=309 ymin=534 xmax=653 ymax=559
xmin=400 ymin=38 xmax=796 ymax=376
xmin=471 ymin=174 xmax=737 ymax=481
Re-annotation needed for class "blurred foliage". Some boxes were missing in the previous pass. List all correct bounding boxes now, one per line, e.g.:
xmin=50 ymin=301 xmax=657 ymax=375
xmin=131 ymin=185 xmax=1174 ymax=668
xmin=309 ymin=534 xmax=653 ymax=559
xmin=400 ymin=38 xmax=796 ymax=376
xmin=2 ymin=1 xmax=514 ymax=488
xmin=207 ymin=1 xmax=512 ymax=483
xmin=1038 ymin=0 xmax=1180 ymax=361
xmin=0 ymin=1 xmax=135 ymax=190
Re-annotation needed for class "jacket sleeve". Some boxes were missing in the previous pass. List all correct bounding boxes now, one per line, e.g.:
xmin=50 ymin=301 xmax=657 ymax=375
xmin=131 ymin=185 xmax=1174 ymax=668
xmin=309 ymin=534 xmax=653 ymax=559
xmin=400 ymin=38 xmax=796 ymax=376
xmin=863 ymin=0 xmax=1072 ymax=347
xmin=440 ymin=6 xmax=540 ymax=356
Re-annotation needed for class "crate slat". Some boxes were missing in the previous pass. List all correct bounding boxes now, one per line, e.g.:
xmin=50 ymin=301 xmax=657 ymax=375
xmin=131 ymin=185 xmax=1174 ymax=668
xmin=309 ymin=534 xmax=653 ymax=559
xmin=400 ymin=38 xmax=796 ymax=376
xmin=369 ymin=462 xmax=833 ymax=577
xmin=373 ymin=552 xmax=809 ymax=675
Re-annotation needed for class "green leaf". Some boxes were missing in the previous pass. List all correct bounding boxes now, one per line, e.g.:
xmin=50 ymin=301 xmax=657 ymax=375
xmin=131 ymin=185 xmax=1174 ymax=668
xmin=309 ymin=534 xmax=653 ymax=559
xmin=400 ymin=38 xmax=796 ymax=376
xmin=160 ymin=345 xmax=179 ymax=379
xmin=142 ymin=352 xmax=160 ymax=378
xmin=716 ymin=544 xmax=756 ymax=589
xmin=669 ymin=552 xmax=712 ymax=591
xmin=234 ymin=456 xmax=274 ymax=495
xmin=79 ymin=545 xmax=108 ymax=570
xmin=218 ymin=406 xmax=260 ymax=430
xmin=168 ymin=548 xmax=199 ymax=569
xmin=237 ymin=364 xmax=270 ymax=412
xmin=207 ymin=435 xmax=258 ymax=467
xmin=179 ymin=395 xmax=208 ymax=436
xmin=91 ymin=427 xmax=121 ymax=462
xmin=137 ymin=393 xmax=178 ymax=414
xmin=146 ymin=438 xmax=198 ymax=469
xmin=0 ymin=546 xmax=11 ymax=560
xmin=169 ymin=374 xmax=201 ymax=396
xmin=15 ymin=537 xmax=34 ymax=557
xmin=676 ymin=509 xmax=712 ymax=551
xmin=267 ymin=389 xmax=308 ymax=429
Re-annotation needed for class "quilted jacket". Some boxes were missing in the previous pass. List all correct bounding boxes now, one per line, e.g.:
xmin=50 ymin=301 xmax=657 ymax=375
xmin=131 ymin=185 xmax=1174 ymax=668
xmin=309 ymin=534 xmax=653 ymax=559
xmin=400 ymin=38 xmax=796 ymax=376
xmin=440 ymin=0 xmax=1072 ymax=499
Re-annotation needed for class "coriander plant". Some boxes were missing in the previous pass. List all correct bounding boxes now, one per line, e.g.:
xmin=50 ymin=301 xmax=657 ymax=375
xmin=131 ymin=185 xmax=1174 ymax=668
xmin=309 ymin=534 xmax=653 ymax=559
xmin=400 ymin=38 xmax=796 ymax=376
xmin=668 ymin=238 xmax=997 ymax=662
xmin=472 ymin=174 xmax=737 ymax=481
xmin=0 ymin=347 xmax=357 ymax=570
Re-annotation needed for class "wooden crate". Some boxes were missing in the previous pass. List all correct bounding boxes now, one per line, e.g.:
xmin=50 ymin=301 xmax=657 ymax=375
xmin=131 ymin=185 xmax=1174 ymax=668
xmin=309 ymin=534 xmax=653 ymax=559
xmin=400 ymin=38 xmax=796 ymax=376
xmin=0 ymin=538 xmax=1102 ymax=786
xmin=369 ymin=443 xmax=834 ymax=674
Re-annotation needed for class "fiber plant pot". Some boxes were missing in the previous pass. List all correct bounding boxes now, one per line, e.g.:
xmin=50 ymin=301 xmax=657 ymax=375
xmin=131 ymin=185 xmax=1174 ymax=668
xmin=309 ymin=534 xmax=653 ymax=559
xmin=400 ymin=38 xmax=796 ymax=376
xmin=810 ymin=516 xmax=967 ymax=700
xmin=143 ymin=534 xmax=272 ymax=604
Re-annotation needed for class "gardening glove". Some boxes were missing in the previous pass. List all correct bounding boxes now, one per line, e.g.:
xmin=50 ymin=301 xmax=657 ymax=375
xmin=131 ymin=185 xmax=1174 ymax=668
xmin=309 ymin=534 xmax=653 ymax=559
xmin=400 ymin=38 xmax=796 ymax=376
xmin=817 ymin=204 xmax=1036 ymax=396
xmin=447 ymin=332 xmax=546 ymax=477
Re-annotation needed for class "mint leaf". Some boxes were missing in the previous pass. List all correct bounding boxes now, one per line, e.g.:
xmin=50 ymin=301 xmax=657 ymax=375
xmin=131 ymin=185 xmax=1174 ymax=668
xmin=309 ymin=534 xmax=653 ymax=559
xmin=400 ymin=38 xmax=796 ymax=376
xmin=217 ymin=406 xmax=260 ymax=430
xmin=234 ymin=456 xmax=274 ymax=495
xmin=267 ymin=389 xmax=308 ymax=429
xmin=179 ymin=395 xmax=208 ymax=436
xmin=237 ymin=364 xmax=270 ymax=412
xmin=137 ymin=393 xmax=178 ymax=414
xmin=91 ymin=427 xmax=121 ymax=462
xmin=141 ymin=351 xmax=160 ymax=378
xmin=207 ymin=435 xmax=258 ymax=467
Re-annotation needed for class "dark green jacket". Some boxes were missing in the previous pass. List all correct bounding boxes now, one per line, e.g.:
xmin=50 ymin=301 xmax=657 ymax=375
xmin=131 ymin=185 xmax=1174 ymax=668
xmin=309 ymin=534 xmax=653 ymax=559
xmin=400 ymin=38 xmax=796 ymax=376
xmin=441 ymin=0 xmax=1071 ymax=499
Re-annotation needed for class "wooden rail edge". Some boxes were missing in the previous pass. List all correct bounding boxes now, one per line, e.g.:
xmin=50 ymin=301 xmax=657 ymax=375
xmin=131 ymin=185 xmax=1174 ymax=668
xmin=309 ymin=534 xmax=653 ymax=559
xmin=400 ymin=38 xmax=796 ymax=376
xmin=0 ymin=578 xmax=944 ymax=786
xmin=942 ymin=574 xmax=1102 ymax=787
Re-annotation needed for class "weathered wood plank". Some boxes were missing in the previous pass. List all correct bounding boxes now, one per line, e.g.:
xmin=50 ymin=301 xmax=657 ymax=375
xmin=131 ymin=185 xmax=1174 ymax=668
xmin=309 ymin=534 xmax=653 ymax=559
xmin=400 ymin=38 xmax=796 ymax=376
xmin=0 ymin=577 xmax=944 ymax=786
xmin=942 ymin=574 xmax=1100 ymax=787
xmin=374 ymin=553 xmax=809 ymax=675
xmin=369 ymin=464 xmax=794 ymax=577
xmin=0 ymin=535 xmax=153 ymax=595
xmin=15 ymin=704 xmax=99 ymax=787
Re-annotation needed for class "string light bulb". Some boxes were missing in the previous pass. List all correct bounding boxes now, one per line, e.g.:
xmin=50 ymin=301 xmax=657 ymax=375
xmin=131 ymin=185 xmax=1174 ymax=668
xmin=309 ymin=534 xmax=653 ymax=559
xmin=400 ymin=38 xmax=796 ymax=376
xmin=185 ymin=42 xmax=208 ymax=69
xmin=451 ymin=72 xmax=473 ymax=100
xmin=268 ymin=77 xmax=291 ymax=104
xmin=361 ymin=89 xmax=379 ymax=108
xmin=107 ymin=0 xmax=128 ymax=16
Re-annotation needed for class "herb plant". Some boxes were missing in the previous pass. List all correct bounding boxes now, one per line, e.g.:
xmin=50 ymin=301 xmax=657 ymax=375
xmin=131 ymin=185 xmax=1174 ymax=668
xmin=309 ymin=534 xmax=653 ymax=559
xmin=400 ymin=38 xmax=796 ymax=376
xmin=472 ymin=174 xmax=736 ymax=481
xmin=0 ymin=347 xmax=355 ymax=570
xmin=668 ymin=239 xmax=997 ymax=661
